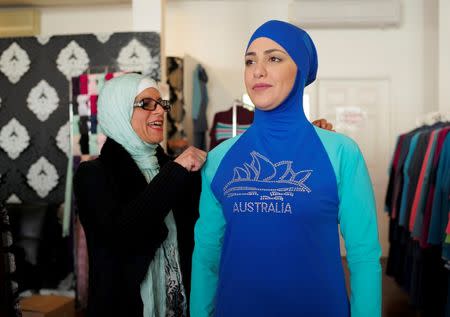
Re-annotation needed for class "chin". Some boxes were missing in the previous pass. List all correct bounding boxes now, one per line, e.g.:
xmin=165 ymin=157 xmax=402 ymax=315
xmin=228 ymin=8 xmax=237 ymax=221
xmin=250 ymin=95 xmax=277 ymax=111
xmin=254 ymin=102 xmax=277 ymax=111
xmin=145 ymin=135 xmax=163 ymax=144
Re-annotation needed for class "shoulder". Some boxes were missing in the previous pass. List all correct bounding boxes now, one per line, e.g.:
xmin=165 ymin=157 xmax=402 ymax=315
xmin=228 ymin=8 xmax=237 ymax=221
xmin=204 ymin=135 xmax=242 ymax=180
xmin=313 ymin=127 xmax=365 ymax=186
xmin=314 ymin=126 xmax=362 ymax=160
xmin=74 ymin=159 xmax=107 ymax=186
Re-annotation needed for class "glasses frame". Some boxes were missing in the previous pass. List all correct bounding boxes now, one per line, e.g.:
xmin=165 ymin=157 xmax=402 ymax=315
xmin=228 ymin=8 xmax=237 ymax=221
xmin=133 ymin=97 xmax=172 ymax=112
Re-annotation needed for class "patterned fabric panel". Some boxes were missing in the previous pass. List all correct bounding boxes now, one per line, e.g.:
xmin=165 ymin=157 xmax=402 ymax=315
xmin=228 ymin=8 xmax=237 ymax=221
xmin=0 ymin=32 xmax=160 ymax=204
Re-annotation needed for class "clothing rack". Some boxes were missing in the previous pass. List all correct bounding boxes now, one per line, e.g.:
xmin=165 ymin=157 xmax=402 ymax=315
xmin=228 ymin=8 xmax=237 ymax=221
xmin=385 ymin=120 xmax=450 ymax=316
xmin=231 ymin=98 xmax=255 ymax=137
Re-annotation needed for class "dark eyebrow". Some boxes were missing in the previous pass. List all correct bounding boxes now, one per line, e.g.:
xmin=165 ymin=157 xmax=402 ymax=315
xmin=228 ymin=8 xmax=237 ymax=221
xmin=264 ymin=49 xmax=287 ymax=55
xmin=245 ymin=49 xmax=287 ymax=56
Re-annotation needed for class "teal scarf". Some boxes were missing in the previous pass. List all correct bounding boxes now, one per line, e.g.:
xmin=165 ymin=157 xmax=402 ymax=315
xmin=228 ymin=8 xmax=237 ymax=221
xmin=98 ymin=74 xmax=186 ymax=317
xmin=98 ymin=73 xmax=159 ymax=178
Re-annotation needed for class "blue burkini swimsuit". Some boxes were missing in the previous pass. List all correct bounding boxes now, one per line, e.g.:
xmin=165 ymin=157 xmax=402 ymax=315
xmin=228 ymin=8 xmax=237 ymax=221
xmin=190 ymin=20 xmax=381 ymax=317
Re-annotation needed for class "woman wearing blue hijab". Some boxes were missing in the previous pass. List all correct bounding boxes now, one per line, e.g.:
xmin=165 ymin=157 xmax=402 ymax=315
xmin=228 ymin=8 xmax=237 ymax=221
xmin=191 ymin=20 xmax=381 ymax=317
xmin=74 ymin=73 xmax=207 ymax=317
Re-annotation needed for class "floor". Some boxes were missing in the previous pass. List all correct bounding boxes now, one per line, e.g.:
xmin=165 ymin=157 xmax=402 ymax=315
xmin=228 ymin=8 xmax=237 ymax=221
xmin=343 ymin=258 xmax=419 ymax=317
xmin=380 ymin=264 xmax=419 ymax=317
xmin=75 ymin=258 xmax=421 ymax=317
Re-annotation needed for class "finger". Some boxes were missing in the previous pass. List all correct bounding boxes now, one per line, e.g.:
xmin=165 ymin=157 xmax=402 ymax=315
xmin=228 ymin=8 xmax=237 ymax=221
xmin=199 ymin=153 xmax=207 ymax=162
xmin=191 ymin=160 xmax=201 ymax=172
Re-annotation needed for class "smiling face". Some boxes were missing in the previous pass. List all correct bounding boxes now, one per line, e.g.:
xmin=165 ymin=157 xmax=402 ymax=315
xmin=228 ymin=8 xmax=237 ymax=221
xmin=244 ymin=37 xmax=298 ymax=111
xmin=131 ymin=87 xmax=164 ymax=144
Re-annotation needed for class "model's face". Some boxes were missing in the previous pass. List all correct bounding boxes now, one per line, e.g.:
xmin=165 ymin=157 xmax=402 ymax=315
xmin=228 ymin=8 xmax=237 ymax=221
xmin=131 ymin=87 xmax=164 ymax=144
xmin=244 ymin=37 xmax=297 ymax=111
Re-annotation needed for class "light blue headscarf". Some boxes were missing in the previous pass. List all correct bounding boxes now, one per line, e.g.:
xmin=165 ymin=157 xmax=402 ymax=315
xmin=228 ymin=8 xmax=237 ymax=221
xmin=97 ymin=73 xmax=159 ymax=180
xmin=97 ymin=73 xmax=186 ymax=317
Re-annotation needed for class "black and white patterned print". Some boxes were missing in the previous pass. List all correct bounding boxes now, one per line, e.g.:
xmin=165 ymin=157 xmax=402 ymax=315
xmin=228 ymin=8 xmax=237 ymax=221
xmin=163 ymin=243 xmax=187 ymax=317
xmin=0 ymin=32 xmax=160 ymax=204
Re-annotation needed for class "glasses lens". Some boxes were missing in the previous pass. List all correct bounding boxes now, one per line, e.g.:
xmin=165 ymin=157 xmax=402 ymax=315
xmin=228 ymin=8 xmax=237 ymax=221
xmin=140 ymin=98 xmax=157 ymax=111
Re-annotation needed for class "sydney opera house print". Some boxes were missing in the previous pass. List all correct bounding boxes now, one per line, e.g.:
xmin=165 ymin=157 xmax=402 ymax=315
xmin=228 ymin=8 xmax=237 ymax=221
xmin=224 ymin=151 xmax=313 ymax=198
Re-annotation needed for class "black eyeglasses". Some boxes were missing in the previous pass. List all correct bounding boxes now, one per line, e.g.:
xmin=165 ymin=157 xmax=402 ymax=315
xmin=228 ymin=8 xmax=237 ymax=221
xmin=133 ymin=97 xmax=172 ymax=112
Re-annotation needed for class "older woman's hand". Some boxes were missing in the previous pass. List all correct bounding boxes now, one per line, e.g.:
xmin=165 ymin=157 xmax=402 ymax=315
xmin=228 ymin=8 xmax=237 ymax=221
xmin=175 ymin=146 xmax=207 ymax=172
xmin=312 ymin=118 xmax=335 ymax=131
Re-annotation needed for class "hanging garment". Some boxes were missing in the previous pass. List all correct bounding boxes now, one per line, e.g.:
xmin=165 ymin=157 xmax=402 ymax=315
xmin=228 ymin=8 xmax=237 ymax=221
xmin=385 ymin=122 xmax=450 ymax=315
xmin=192 ymin=64 xmax=209 ymax=150
xmin=410 ymin=129 xmax=441 ymax=235
xmin=428 ymin=133 xmax=450 ymax=245
xmin=209 ymin=105 xmax=254 ymax=150
xmin=420 ymin=127 xmax=450 ymax=248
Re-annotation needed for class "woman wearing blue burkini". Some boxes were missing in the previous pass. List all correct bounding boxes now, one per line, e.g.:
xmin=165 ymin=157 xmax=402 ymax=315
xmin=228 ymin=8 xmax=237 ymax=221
xmin=190 ymin=20 xmax=382 ymax=317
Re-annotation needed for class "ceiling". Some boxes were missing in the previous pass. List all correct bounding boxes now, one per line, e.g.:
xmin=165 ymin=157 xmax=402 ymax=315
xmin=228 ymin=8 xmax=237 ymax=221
xmin=0 ymin=0 xmax=130 ymax=6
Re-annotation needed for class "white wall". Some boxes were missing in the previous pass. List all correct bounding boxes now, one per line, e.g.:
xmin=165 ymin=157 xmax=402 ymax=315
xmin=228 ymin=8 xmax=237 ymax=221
xmin=166 ymin=0 xmax=425 ymax=136
xmin=165 ymin=0 xmax=428 ymax=257
xmin=39 ymin=4 xmax=133 ymax=35
xmin=439 ymin=0 xmax=450 ymax=114
xmin=423 ymin=0 xmax=438 ymax=113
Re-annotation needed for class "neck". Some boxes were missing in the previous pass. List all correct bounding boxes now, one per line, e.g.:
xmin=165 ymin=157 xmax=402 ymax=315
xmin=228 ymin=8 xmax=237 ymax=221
xmin=252 ymin=79 xmax=310 ymax=137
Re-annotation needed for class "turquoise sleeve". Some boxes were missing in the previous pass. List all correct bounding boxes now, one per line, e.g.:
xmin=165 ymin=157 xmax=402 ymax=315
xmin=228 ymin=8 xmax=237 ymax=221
xmin=190 ymin=137 xmax=239 ymax=317
xmin=315 ymin=127 xmax=382 ymax=317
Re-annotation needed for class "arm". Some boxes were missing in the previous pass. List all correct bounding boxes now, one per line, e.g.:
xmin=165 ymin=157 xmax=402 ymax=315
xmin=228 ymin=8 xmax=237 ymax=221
xmin=190 ymin=158 xmax=226 ymax=317
xmin=338 ymin=141 xmax=382 ymax=317
xmin=73 ymin=160 xmax=191 ymax=251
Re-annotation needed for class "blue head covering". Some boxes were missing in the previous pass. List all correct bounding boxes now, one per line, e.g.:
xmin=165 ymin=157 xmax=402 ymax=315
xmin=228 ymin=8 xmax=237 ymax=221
xmin=97 ymin=73 xmax=159 ymax=180
xmin=246 ymin=20 xmax=318 ymax=136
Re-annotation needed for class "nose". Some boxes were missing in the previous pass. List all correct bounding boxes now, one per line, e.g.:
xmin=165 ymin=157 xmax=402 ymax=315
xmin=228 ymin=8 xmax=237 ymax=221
xmin=253 ymin=62 xmax=267 ymax=79
xmin=153 ymin=103 xmax=165 ymax=115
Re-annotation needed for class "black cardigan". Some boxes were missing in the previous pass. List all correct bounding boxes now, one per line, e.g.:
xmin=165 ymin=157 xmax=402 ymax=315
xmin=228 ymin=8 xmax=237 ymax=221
xmin=73 ymin=138 xmax=201 ymax=317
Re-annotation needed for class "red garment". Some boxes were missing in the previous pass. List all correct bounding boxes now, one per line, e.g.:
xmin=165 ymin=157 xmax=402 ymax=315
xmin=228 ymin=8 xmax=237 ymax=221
xmin=79 ymin=74 xmax=88 ymax=95
xmin=90 ymin=95 xmax=98 ymax=115
xmin=446 ymin=212 xmax=450 ymax=234
xmin=409 ymin=130 xmax=437 ymax=231
xmin=105 ymin=72 xmax=114 ymax=80
xmin=393 ymin=135 xmax=405 ymax=171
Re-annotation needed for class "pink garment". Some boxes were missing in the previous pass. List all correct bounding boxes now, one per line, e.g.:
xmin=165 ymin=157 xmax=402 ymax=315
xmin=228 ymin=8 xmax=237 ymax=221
xmin=446 ymin=212 xmax=450 ymax=234
xmin=409 ymin=130 xmax=436 ymax=231
xmin=97 ymin=133 xmax=107 ymax=152
xmin=88 ymin=74 xmax=99 ymax=95
xmin=76 ymin=216 xmax=89 ymax=309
